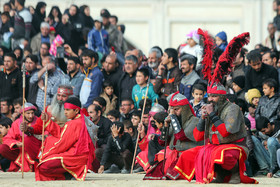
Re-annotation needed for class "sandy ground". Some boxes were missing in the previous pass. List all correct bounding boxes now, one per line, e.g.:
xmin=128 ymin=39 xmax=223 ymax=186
xmin=0 ymin=172 xmax=279 ymax=187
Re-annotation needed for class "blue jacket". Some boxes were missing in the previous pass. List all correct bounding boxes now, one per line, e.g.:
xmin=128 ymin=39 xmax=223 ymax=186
xmin=179 ymin=71 xmax=200 ymax=100
xmin=88 ymin=28 xmax=109 ymax=54
xmin=80 ymin=66 xmax=104 ymax=108
xmin=132 ymin=83 xmax=159 ymax=109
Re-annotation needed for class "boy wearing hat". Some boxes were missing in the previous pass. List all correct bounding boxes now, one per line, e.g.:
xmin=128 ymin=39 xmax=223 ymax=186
xmin=88 ymin=16 xmax=109 ymax=55
xmin=215 ymin=31 xmax=228 ymax=52
xmin=245 ymin=88 xmax=261 ymax=131
xmin=0 ymin=103 xmax=40 ymax=172
xmin=232 ymin=76 xmax=246 ymax=101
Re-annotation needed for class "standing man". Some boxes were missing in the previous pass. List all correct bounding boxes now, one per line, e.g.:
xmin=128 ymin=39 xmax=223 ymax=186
xmin=25 ymin=54 xmax=39 ymax=103
xmin=0 ymin=53 xmax=22 ymax=101
xmin=11 ymin=0 xmax=32 ymax=49
xmin=67 ymin=56 xmax=85 ymax=97
xmin=80 ymin=49 xmax=103 ymax=108
xmin=179 ymin=53 xmax=200 ymax=100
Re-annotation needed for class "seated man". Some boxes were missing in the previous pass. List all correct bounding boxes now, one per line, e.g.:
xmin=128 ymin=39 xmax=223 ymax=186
xmin=174 ymin=83 xmax=257 ymax=184
xmin=22 ymin=97 xmax=94 ymax=181
xmin=0 ymin=117 xmax=13 ymax=171
xmin=0 ymin=103 xmax=39 ymax=172
xmin=98 ymin=121 xmax=133 ymax=174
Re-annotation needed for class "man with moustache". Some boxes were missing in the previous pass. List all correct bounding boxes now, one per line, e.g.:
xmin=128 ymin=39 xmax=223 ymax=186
xmin=148 ymin=47 xmax=162 ymax=79
xmin=30 ymin=56 xmax=69 ymax=112
xmin=179 ymin=53 xmax=200 ymax=100
xmin=0 ymin=103 xmax=40 ymax=172
xmin=174 ymin=83 xmax=257 ymax=184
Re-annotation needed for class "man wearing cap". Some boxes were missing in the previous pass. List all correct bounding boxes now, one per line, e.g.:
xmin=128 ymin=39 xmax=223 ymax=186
xmin=30 ymin=97 xmax=94 ymax=181
xmin=174 ymin=83 xmax=257 ymax=184
xmin=88 ymin=16 xmax=109 ymax=55
xmin=144 ymin=92 xmax=202 ymax=179
xmin=0 ymin=102 xmax=40 ymax=172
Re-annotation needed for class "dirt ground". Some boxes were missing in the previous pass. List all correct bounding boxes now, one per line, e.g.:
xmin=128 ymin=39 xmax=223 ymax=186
xmin=0 ymin=172 xmax=279 ymax=187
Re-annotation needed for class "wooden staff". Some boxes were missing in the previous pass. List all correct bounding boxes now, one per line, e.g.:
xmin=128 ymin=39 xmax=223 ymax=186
xmin=130 ymin=78 xmax=150 ymax=174
xmin=41 ymin=65 xmax=48 ymax=152
xmin=21 ymin=63 xmax=26 ymax=178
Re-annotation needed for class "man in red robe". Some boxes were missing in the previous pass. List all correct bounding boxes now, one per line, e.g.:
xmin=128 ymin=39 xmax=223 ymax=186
xmin=174 ymin=83 xmax=258 ymax=184
xmin=0 ymin=103 xmax=39 ymax=172
xmin=22 ymin=97 xmax=94 ymax=181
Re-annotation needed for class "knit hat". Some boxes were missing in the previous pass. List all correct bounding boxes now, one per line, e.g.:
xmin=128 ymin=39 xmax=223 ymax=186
xmin=233 ymin=76 xmax=245 ymax=89
xmin=245 ymin=88 xmax=261 ymax=104
xmin=186 ymin=30 xmax=200 ymax=44
xmin=216 ymin=31 xmax=228 ymax=44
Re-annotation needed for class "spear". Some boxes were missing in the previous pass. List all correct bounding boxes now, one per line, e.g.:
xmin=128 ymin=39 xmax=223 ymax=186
xmin=130 ymin=78 xmax=150 ymax=174
xmin=21 ymin=63 xmax=26 ymax=178
xmin=41 ymin=65 xmax=48 ymax=152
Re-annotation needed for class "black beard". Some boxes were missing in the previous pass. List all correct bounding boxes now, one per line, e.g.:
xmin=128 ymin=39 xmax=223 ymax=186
xmin=69 ymin=69 xmax=77 ymax=74
xmin=151 ymin=120 xmax=157 ymax=129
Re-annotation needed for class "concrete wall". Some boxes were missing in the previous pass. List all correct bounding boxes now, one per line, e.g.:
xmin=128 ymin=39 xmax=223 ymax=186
xmin=2 ymin=0 xmax=275 ymax=54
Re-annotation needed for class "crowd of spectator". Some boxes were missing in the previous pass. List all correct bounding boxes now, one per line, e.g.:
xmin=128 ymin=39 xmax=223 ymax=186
xmin=0 ymin=0 xmax=279 ymax=179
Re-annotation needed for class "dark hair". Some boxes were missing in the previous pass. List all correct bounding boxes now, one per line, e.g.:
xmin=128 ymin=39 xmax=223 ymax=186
xmin=113 ymin=121 xmax=124 ymax=134
xmin=1 ymin=11 xmax=10 ymax=19
xmin=263 ymin=51 xmax=279 ymax=63
xmin=180 ymin=53 xmax=197 ymax=70
xmin=239 ymin=48 xmax=246 ymax=64
xmin=93 ymin=97 xmax=107 ymax=108
xmin=81 ymin=49 xmax=99 ymax=63
xmin=123 ymin=120 xmax=133 ymax=130
xmin=65 ymin=96 xmax=81 ymax=108
xmin=41 ymin=42 xmax=50 ymax=50
xmin=91 ymin=104 xmax=102 ymax=114
xmin=153 ymin=111 xmax=168 ymax=124
xmin=107 ymin=109 xmax=120 ymax=119
xmin=0 ymin=97 xmax=12 ymax=106
xmin=0 ymin=117 xmax=12 ymax=128
xmin=143 ymin=108 xmax=150 ymax=115
xmin=137 ymin=68 xmax=149 ymax=78
xmin=247 ymin=49 xmax=262 ymax=63
xmin=121 ymin=98 xmax=134 ymax=105
xmin=256 ymin=116 xmax=270 ymax=131
xmin=102 ymin=80 xmax=114 ymax=89
xmin=164 ymin=48 xmax=178 ymax=64
xmin=192 ymin=83 xmax=206 ymax=93
xmin=132 ymin=110 xmax=141 ymax=118
xmin=236 ymin=99 xmax=248 ymax=114
xmin=4 ymin=53 xmax=16 ymax=61
xmin=67 ymin=56 xmax=81 ymax=65
xmin=48 ymin=6 xmax=62 ymax=22
xmin=157 ymin=98 xmax=169 ymax=111
xmin=24 ymin=46 xmax=32 ymax=54
xmin=110 ymin=15 xmax=118 ymax=23
xmin=4 ymin=3 xmax=12 ymax=9
xmin=262 ymin=78 xmax=278 ymax=93
xmin=226 ymin=94 xmax=238 ymax=104
xmin=139 ymin=98 xmax=152 ymax=111
xmin=17 ymin=0 xmax=25 ymax=6
xmin=13 ymin=97 xmax=23 ymax=106
xmin=259 ymin=46 xmax=271 ymax=54
xmin=26 ymin=54 xmax=38 ymax=63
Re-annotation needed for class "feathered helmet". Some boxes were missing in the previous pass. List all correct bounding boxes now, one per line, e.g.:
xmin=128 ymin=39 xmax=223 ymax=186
xmin=197 ymin=28 xmax=250 ymax=95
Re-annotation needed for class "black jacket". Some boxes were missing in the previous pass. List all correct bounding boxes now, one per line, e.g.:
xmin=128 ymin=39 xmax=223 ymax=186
xmin=245 ymin=63 xmax=279 ymax=94
xmin=97 ymin=116 xmax=113 ymax=147
xmin=0 ymin=68 xmax=23 ymax=101
xmin=102 ymin=66 xmax=123 ymax=98
xmin=100 ymin=133 xmax=133 ymax=166
xmin=118 ymin=71 xmax=137 ymax=102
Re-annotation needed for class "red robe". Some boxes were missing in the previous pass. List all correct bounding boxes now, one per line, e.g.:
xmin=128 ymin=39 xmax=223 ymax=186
xmin=136 ymin=129 xmax=161 ymax=171
xmin=2 ymin=115 xmax=40 ymax=172
xmin=35 ymin=114 xmax=95 ymax=181
xmin=174 ymin=126 xmax=258 ymax=184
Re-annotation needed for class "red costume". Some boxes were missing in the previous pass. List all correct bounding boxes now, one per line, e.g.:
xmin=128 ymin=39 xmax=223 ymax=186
xmin=0 ymin=115 xmax=39 ymax=172
xmin=35 ymin=102 xmax=95 ymax=181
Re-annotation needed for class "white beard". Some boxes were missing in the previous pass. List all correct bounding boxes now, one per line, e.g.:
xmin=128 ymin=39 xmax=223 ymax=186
xmin=50 ymin=95 xmax=67 ymax=123
xmin=148 ymin=61 xmax=159 ymax=69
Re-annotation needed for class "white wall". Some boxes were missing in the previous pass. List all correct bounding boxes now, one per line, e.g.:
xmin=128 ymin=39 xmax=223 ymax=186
xmin=2 ymin=0 xmax=275 ymax=54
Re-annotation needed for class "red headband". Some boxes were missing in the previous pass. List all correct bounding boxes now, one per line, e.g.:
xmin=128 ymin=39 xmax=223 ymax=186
xmin=64 ymin=103 xmax=81 ymax=111
xmin=207 ymin=86 xmax=227 ymax=95
xmin=57 ymin=88 xmax=73 ymax=96
xmin=169 ymin=91 xmax=196 ymax=116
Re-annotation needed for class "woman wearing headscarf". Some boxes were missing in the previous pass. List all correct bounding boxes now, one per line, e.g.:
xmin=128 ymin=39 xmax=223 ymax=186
xmin=31 ymin=2 xmax=47 ymax=37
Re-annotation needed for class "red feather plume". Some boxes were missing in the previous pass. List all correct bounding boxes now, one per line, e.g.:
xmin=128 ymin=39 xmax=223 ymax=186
xmin=197 ymin=28 xmax=214 ymax=81
xmin=211 ymin=32 xmax=250 ymax=87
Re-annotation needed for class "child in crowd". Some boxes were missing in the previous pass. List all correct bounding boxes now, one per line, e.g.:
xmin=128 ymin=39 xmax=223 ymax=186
xmin=0 ymin=117 xmax=12 ymax=171
xmin=100 ymin=80 xmax=118 ymax=116
xmin=107 ymin=109 xmax=120 ymax=122
xmin=255 ymin=78 xmax=280 ymax=123
xmin=232 ymin=76 xmax=246 ymax=101
xmin=215 ymin=31 xmax=228 ymax=51
xmin=245 ymin=88 xmax=261 ymax=131
xmin=131 ymin=110 xmax=141 ymax=127
xmin=189 ymin=84 xmax=205 ymax=118
xmin=123 ymin=120 xmax=137 ymax=150
xmin=132 ymin=68 xmax=158 ymax=109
